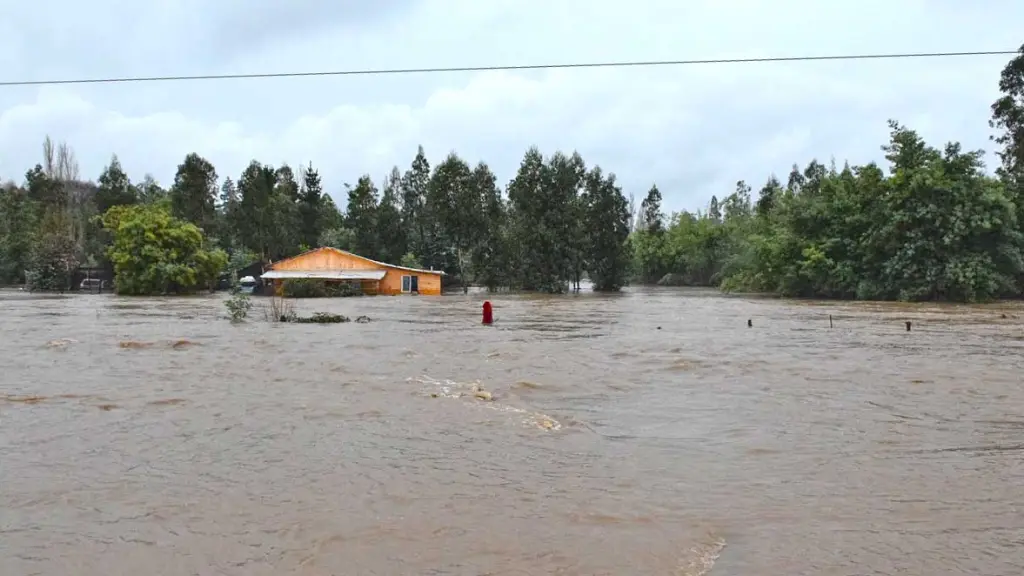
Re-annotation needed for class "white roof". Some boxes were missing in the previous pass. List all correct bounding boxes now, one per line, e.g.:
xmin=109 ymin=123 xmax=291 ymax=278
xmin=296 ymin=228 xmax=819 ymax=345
xmin=261 ymin=270 xmax=387 ymax=281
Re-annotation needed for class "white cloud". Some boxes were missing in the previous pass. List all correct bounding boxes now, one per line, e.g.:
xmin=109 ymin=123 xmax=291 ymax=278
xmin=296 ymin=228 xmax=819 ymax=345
xmin=0 ymin=0 xmax=1021 ymax=212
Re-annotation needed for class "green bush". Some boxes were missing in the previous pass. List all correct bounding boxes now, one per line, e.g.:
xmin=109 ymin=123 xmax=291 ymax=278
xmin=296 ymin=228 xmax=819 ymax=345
xmin=282 ymin=279 xmax=362 ymax=298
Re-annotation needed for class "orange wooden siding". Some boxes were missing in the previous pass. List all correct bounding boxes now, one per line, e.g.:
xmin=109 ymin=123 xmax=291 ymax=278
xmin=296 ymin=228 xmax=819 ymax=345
xmin=272 ymin=248 xmax=380 ymax=272
xmin=267 ymin=247 xmax=443 ymax=296
xmin=379 ymin=268 xmax=441 ymax=295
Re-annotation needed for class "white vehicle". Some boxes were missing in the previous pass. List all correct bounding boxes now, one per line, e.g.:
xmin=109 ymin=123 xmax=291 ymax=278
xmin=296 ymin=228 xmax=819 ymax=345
xmin=238 ymin=275 xmax=257 ymax=294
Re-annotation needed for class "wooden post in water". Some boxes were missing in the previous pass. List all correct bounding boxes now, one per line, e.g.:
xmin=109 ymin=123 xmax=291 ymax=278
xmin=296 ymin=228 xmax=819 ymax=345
xmin=905 ymin=321 xmax=912 ymax=332
xmin=829 ymin=314 xmax=833 ymax=329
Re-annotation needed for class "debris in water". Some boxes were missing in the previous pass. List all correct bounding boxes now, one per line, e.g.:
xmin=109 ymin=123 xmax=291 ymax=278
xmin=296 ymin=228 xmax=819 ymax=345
xmin=97 ymin=404 xmax=118 ymax=411
xmin=355 ymin=315 xmax=371 ymax=323
xmin=287 ymin=312 xmax=350 ymax=324
xmin=119 ymin=340 xmax=152 ymax=349
xmin=148 ymin=398 xmax=187 ymax=406
xmin=471 ymin=383 xmax=493 ymax=401
xmin=170 ymin=339 xmax=199 ymax=349
xmin=45 ymin=338 xmax=77 ymax=349
xmin=1 ymin=395 xmax=47 ymax=404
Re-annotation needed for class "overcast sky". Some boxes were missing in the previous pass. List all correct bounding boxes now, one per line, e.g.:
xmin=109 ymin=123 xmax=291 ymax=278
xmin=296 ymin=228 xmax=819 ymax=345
xmin=0 ymin=0 xmax=1021 ymax=213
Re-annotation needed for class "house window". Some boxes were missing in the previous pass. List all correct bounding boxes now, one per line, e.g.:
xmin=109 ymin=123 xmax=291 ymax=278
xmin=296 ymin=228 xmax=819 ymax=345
xmin=401 ymin=275 xmax=420 ymax=294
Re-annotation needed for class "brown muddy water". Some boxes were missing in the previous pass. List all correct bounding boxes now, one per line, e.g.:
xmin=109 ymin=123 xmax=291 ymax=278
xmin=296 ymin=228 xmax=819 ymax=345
xmin=1 ymin=287 xmax=1023 ymax=576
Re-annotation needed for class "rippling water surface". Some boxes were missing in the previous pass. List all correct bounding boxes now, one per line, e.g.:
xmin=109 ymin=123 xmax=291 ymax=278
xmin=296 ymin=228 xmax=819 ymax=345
xmin=2 ymin=287 xmax=1023 ymax=575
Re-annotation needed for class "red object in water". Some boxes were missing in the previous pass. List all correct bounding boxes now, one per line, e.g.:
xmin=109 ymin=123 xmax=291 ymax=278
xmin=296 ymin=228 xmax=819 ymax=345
xmin=482 ymin=301 xmax=493 ymax=325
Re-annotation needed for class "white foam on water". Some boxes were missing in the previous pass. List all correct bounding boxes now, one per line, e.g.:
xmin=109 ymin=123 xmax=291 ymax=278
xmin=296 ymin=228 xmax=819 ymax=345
xmin=409 ymin=375 xmax=562 ymax=431
xmin=677 ymin=535 xmax=726 ymax=576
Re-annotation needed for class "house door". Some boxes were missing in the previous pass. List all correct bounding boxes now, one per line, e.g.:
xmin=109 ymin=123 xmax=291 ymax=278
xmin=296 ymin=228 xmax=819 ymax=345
xmin=409 ymin=275 xmax=419 ymax=294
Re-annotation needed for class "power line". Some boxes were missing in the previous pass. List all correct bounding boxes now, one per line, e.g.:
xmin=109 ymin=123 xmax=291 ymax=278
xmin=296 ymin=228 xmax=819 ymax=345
xmin=0 ymin=50 xmax=1017 ymax=88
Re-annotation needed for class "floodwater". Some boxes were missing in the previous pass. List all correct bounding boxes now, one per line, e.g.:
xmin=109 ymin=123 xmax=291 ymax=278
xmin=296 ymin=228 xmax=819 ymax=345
xmin=2 ymin=287 xmax=1023 ymax=576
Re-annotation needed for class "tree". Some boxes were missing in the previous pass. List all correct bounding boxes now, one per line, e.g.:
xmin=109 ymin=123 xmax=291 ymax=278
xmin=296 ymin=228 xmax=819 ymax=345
xmin=376 ymin=167 xmax=407 ymax=264
xmin=237 ymin=160 xmax=277 ymax=258
xmin=470 ymin=162 xmax=508 ymax=291
xmin=583 ymin=168 xmax=632 ymax=291
xmin=170 ymin=153 xmax=218 ymax=235
xmin=101 ymin=204 xmax=227 ymax=295
xmin=345 ymin=176 xmax=380 ymax=257
xmin=95 ymin=155 xmax=137 ymax=214
xmin=269 ymin=165 xmax=301 ymax=258
xmin=401 ymin=146 xmax=431 ymax=264
xmin=219 ymin=176 xmax=241 ymax=248
xmin=506 ymin=148 xmax=580 ymax=293
xmin=137 ymin=174 xmax=167 ymax=205
xmin=990 ymin=43 xmax=1024 ymax=293
xmin=756 ymin=176 xmax=782 ymax=217
xmin=991 ymin=43 xmax=1024 ymax=186
xmin=319 ymin=227 xmax=355 ymax=251
xmin=319 ymin=194 xmax=345 ymax=232
xmin=428 ymin=152 xmax=478 ymax=291
xmin=708 ymin=195 xmax=722 ymax=223
xmin=298 ymin=163 xmax=324 ymax=249
xmin=0 ymin=185 xmax=38 ymax=284
xmin=27 ymin=208 xmax=79 ymax=292
xmin=90 ymin=155 xmax=138 ymax=273
xmin=640 ymin=184 xmax=664 ymax=234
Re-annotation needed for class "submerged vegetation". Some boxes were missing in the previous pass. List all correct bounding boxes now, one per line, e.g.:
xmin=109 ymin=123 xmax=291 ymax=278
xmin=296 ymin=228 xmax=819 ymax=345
xmin=281 ymin=279 xmax=362 ymax=298
xmin=2 ymin=47 xmax=1024 ymax=302
xmin=224 ymin=283 xmax=253 ymax=323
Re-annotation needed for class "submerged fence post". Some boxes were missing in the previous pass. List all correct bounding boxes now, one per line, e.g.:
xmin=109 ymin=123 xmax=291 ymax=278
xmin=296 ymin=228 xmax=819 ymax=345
xmin=829 ymin=314 xmax=833 ymax=329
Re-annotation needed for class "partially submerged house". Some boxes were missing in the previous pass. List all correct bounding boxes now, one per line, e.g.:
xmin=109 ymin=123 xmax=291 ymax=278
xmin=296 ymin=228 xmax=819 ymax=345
xmin=261 ymin=247 xmax=444 ymax=296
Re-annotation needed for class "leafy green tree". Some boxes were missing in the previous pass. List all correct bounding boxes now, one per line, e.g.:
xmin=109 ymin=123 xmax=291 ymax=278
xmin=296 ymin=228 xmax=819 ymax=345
xmin=95 ymin=155 xmax=137 ymax=214
xmin=346 ymin=176 xmax=380 ymax=258
xmin=319 ymin=227 xmax=355 ymax=251
xmin=137 ymin=174 xmax=167 ymax=206
xmin=506 ymin=148 xmax=580 ymax=293
xmin=556 ymin=152 xmax=588 ymax=292
xmin=400 ymin=252 xmax=424 ymax=269
xmin=90 ymin=155 xmax=138 ymax=271
xmin=28 ymin=208 xmax=79 ymax=292
xmin=755 ymin=176 xmax=782 ymax=217
xmin=298 ymin=163 xmax=324 ymax=249
xmin=319 ymin=194 xmax=345 ymax=233
xmin=428 ymin=152 xmax=479 ymax=290
xmin=101 ymin=204 xmax=227 ymax=295
xmin=0 ymin=185 xmax=38 ymax=284
xmin=269 ymin=165 xmax=301 ymax=258
xmin=401 ymin=146 xmax=431 ymax=264
xmin=583 ymin=167 xmax=632 ymax=291
xmin=470 ymin=162 xmax=508 ymax=291
xmin=990 ymin=43 xmax=1024 ymax=293
xmin=237 ymin=160 xmax=277 ymax=258
xmin=170 ymin=153 xmax=218 ymax=235
xmin=707 ymin=195 xmax=722 ymax=223
xmin=377 ymin=167 xmax=407 ymax=264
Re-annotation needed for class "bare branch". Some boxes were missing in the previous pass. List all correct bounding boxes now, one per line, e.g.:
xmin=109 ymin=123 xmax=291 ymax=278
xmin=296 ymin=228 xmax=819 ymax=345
xmin=42 ymin=136 xmax=55 ymax=177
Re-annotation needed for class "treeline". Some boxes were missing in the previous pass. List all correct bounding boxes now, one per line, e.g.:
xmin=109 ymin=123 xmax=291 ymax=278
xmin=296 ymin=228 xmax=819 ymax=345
xmin=0 ymin=142 xmax=634 ymax=294
xmin=633 ymin=46 xmax=1024 ymax=302
xmin=2 ymin=46 xmax=1023 ymax=300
